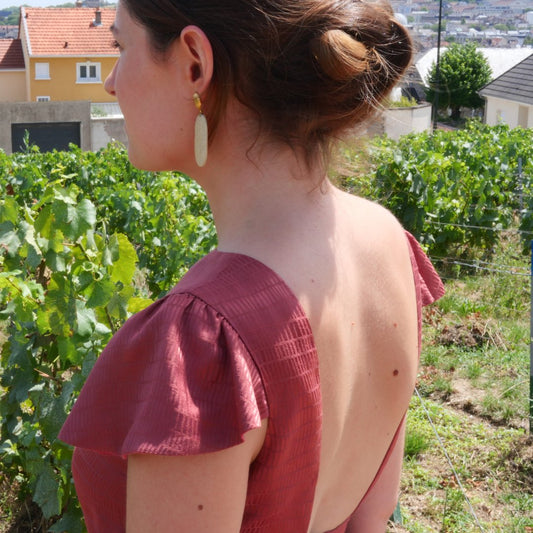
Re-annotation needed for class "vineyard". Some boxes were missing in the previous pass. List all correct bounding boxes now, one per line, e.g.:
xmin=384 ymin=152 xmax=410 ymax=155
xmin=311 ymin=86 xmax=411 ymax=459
xmin=1 ymin=121 xmax=532 ymax=531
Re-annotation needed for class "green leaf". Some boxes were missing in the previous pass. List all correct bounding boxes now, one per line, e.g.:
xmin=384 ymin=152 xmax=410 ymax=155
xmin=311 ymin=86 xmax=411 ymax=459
xmin=34 ymin=204 xmax=55 ymax=238
xmin=105 ymin=234 xmax=121 ymax=264
xmin=57 ymin=336 xmax=79 ymax=366
xmin=45 ymin=249 xmax=67 ymax=272
xmin=0 ymin=221 xmax=21 ymax=256
xmin=46 ymin=274 xmax=77 ymax=336
xmin=86 ymin=277 xmax=116 ymax=308
xmin=36 ymin=307 xmax=51 ymax=334
xmin=23 ymin=445 xmax=46 ymax=478
xmin=36 ymin=389 xmax=68 ymax=439
xmin=34 ymin=463 xmax=62 ymax=519
xmin=24 ymin=243 xmax=43 ymax=269
xmin=48 ymin=504 xmax=85 ymax=533
xmin=54 ymin=198 xmax=96 ymax=240
xmin=53 ymin=187 xmax=77 ymax=205
xmin=0 ymin=197 xmax=19 ymax=224
xmin=110 ymin=233 xmax=137 ymax=285
xmin=106 ymin=284 xmax=135 ymax=320
xmin=75 ymin=303 xmax=97 ymax=337
xmin=76 ymin=198 xmax=97 ymax=230
xmin=128 ymin=297 xmax=154 ymax=314
xmin=0 ymin=439 xmax=17 ymax=456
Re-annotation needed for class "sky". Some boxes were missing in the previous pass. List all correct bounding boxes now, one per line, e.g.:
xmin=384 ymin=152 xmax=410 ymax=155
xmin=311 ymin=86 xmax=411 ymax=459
xmin=0 ymin=0 xmax=54 ymax=9
xmin=0 ymin=1 xmax=60 ymax=7
xmin=0 ymin=1 xmax=116 ymax=7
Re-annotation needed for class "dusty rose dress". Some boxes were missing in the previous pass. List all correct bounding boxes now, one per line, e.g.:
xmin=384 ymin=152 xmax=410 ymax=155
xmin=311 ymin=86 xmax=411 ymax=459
xmin=59 ymin=232 xmax=444 ymax=532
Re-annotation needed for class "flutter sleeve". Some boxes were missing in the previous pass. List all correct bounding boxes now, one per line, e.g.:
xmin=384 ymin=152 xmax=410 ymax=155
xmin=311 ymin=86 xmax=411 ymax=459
xmin=405 ymin=231 xmax=445 ymax=308
xmin=58 ymin=291 xmax=269 ymax=456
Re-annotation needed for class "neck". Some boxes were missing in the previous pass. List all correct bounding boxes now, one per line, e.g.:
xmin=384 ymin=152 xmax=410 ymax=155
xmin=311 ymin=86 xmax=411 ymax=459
xmin=197 ymin=137 xmax=330 ymax=257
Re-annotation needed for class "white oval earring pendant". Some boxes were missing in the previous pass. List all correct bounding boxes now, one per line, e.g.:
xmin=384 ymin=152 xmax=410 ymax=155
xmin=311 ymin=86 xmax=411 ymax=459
xmin=194 ymin=111 xmax=208 ymax=167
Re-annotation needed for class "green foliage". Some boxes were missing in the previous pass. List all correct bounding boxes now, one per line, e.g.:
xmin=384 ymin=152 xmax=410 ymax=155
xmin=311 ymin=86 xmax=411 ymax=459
xmin=404 ymin=429 xmax=431 ymax=460
xmin=425 ymin=43 xmax=492 ymax=120
xmin=340 ymin=122 xmax=533 ymax=263
xmin=386 ymin=95 xmax=419 ymax=108
xmin=0 ymin=143 xmax=216 ymax=530
xmin=0 ymin=7 xmax=20 ymax=26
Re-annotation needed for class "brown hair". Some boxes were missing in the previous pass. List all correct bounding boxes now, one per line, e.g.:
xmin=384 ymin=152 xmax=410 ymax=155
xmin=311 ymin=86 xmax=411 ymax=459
xmin=121 ymin=0 xmax=412 ymax=164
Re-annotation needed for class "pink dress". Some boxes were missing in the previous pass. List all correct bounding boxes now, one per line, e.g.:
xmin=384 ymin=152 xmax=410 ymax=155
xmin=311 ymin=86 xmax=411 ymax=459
xmin=59 ymin=232 xmax=444 ymax=532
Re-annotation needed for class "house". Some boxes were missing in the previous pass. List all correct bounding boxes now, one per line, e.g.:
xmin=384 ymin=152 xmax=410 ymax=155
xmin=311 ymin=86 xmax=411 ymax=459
xmin=0 ymin=6 xmax=124 ymax=154
xmin=0 ymin=38 xmax=25 ymax=102
xmin=479 ymin=52 xmax=533 ymax=128
xmin=0 ymin=25 xmax=18 ymax=39
xmin=18 ymin=6 xmax=118 ymax=105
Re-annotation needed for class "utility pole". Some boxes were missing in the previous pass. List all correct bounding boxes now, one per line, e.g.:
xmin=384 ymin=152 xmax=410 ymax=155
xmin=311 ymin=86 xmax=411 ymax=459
xmin=433 ymin=0 xmax=444 ymax=131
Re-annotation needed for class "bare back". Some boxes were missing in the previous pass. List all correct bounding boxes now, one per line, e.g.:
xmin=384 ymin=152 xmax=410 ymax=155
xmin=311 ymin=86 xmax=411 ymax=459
xmin=255 ymin=187 xmax=419 ymax=532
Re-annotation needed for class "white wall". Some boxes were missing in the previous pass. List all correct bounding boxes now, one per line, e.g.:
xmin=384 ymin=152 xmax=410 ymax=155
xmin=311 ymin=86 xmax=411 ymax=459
xmin=383 ymin=103 xmax=433 ymax=140
xmin=484 ymin=96 xmax=533 ymax=129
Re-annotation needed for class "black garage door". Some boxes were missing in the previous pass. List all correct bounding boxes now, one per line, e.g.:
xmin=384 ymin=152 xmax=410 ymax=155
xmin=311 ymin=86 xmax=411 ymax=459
xmin=12 ymin=122 xmax=81 ymax=153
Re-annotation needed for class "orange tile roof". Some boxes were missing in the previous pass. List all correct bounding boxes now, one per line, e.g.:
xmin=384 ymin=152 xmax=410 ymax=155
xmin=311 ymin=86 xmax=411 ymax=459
xmin=22 ymin=7 xmax=119 ymax=57
xmin=0 ymin=39 xmax=24 ymax=69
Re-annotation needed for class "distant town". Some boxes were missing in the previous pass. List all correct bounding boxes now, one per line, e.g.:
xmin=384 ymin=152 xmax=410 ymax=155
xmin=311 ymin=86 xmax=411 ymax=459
xmin=390 ymin=0 xmax=533 ymax=52
xmin=1 ymin=0 xmax=532 ymax=51
xmin=0 ymin=1 xmax=113 ymax=38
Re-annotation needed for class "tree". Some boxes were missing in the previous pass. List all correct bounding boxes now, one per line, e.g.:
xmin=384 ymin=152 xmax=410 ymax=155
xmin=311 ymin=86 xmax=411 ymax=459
xmin=0 ymin=7 xmax=20 ymax=26
xmin=425 ymin=42 xmax=492 ymax=121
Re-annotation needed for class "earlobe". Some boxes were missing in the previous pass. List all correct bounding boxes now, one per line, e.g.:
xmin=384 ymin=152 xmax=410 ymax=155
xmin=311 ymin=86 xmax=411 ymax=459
xmin=179 ymin=25 xmax=214 ymax=93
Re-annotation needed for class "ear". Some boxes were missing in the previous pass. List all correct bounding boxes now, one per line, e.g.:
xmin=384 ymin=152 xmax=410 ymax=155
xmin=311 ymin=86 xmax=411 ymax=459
xmin=178 ymin=25 xmax=214 ymax=94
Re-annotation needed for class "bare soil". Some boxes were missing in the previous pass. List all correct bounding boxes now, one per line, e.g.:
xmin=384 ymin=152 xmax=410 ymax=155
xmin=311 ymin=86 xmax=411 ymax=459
xmin=393 ymin=376 xmax=533 ymax=532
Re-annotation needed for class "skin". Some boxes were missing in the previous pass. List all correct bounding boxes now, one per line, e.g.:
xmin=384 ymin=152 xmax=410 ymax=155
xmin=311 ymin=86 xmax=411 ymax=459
xmin=105 ymin=3 xmax=419 ymax=532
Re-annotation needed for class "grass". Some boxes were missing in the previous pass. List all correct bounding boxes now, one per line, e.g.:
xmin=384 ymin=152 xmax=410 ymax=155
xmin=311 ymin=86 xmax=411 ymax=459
xmin=393 ymin=230 xmax=533 ymax=532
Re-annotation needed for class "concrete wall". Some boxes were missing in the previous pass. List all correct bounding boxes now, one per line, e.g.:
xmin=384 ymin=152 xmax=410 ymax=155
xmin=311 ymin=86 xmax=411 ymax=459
xmin=383 ymin=103 xmax=432 ymax=140
xmin=0 ymin=100 xmax=91 ymax=154
xmin=91 ymin=116 xmax=128 ymax=151
xmin=0 ymin=71 xmax=26 ymax=102
xmin=484 ymin=95 xmax=533 ymax=129
xmin=367 ymin=103 xmax=432 ymax=140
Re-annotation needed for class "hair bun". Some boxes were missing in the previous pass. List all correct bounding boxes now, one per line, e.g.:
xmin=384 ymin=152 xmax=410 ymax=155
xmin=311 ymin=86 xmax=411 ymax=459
xmin=311 ymin=29 xmax=368 ymax=81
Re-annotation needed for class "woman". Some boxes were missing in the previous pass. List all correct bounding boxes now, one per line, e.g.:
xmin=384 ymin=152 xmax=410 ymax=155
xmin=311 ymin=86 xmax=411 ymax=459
xmin=59 ymin=0 xmax=444 ymax=531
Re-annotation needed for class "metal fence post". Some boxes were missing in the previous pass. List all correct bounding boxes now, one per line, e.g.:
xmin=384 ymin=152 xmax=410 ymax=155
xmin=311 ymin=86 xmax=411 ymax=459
xmin=530 ymin=240 xmax=533 ymax=434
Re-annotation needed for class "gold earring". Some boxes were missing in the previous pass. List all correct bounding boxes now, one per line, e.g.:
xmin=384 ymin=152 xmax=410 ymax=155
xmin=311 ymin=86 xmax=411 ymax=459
xmin=193 ymin=92 xmax=208 ymax=167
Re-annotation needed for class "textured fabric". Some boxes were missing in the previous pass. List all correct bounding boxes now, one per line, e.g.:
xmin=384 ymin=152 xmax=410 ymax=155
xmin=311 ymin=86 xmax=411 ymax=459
xmin=59 ymin=231 xmax=444 ymax=533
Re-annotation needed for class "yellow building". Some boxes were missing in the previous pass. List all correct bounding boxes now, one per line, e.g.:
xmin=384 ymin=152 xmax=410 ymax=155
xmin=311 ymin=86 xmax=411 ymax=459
xmin=18 ymin=6 xmax=118 ymax=104
xmin=0 ymin=39 xmax=25 ymax=102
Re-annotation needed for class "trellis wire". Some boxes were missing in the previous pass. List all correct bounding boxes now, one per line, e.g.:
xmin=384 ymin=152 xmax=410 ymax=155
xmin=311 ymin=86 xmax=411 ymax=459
xmin=424 ymin=219 xmax=533 ymax=237
xmin=411 ymin=220 xmax=532 ymax=528
xmin=422 ymin=222 xmax=532 ymax=434
xmin=430 ymin=256 xmax=531 ymax=277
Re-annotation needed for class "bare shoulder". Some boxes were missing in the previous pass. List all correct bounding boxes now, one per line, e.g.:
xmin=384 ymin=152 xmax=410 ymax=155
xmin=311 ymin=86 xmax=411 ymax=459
xmin=335 ymin=189 xmax=410 ymax=264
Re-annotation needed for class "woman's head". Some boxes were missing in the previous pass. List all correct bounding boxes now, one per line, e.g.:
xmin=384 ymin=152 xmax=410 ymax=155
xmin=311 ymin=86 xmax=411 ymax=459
xmin=120 ymin=0 xmax=412 ymax=164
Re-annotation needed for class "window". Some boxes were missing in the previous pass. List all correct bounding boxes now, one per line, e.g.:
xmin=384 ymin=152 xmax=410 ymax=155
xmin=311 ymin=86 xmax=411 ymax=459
xmin=35 ymin=62 xmax=50 ymax=80
xmin=77 ymin=62 xmax=101 ymax=83
xmin=36 ymin=96 xmax=51 ymax=102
